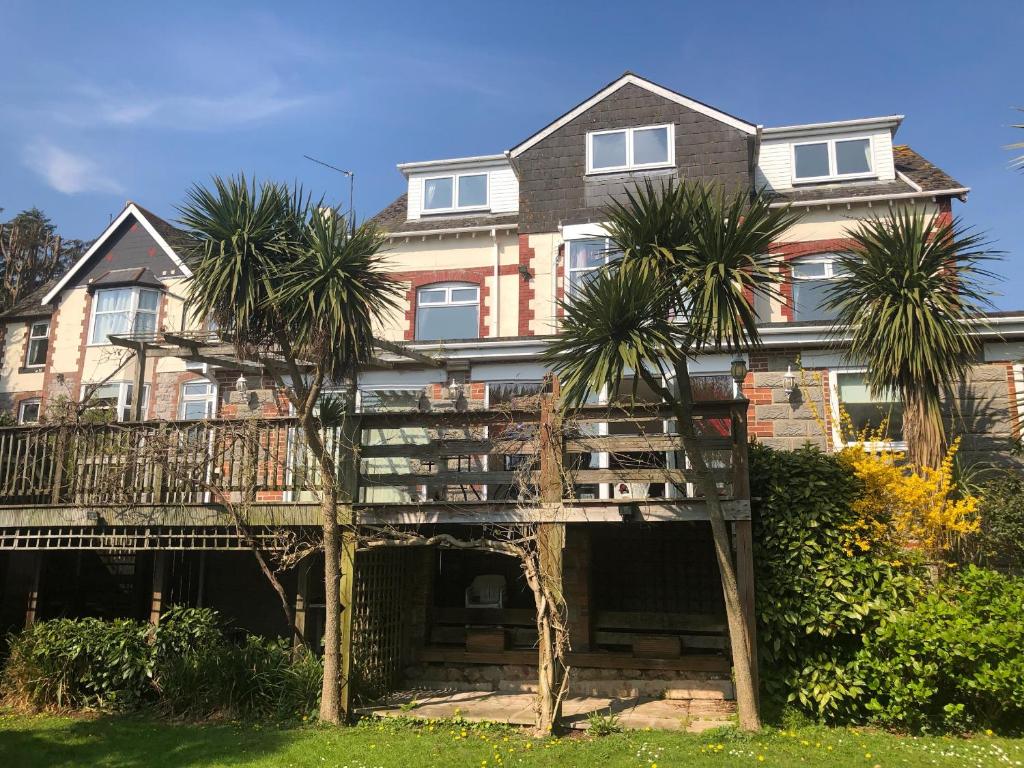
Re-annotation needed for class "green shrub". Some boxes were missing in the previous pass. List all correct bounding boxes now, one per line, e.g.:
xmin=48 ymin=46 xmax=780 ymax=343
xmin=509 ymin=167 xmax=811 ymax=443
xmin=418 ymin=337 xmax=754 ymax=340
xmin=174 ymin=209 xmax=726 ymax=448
xmin=857 ymin=566 xmax=1024 ymax=734
xmin=2 ymin=617 xmax=152 ymax=711
xmin=750 ymin=443 xmax=922 ymax=721
xmin=2 ymin=607 xmax=321 ymax=721
xmin=962 ymin=470 xmax=1024 ymax=571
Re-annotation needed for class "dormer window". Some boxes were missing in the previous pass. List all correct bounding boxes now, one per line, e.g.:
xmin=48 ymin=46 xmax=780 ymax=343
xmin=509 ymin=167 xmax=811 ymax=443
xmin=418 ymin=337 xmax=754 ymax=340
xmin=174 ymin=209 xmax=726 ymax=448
xmin=422 ymin=173 xmax=489 ymax=213
xmin=793 ymin=137 xmax=873 ymax=183
xmin=587 ymin=124 xmax=674 ymax=174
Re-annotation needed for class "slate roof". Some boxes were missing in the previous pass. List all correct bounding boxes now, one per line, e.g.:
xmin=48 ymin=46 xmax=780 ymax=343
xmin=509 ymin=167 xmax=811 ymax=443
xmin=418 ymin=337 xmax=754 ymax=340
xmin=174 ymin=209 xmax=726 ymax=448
xmin=0 ymin=280 xmax=58 ymax=320
xmin=87 ymin=267 xmax=165 ymax=292
xmin=771 ymin=146 xmax=966 ymax=205
xmin=131 ymin=202 xmax=195 ymax=255
xmin=371 ymin=193 xmax=519 ymax=234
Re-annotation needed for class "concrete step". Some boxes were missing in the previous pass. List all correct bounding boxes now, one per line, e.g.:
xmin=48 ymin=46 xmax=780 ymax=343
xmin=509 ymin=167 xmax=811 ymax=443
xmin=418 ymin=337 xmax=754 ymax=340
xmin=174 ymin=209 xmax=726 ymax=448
xmin=410 ymin=677 xmax=735 ymax=701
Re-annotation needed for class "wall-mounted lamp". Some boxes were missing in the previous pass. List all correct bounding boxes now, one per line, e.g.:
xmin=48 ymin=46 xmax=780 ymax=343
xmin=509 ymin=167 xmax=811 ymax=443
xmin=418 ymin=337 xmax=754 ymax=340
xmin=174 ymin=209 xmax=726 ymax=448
xmin=235 ymin=374 xmax=249 ymax=397
xmin=730 ymin=358 xmax=748 ymax=389
xmin=782 ymin=365 xmax=797 ymax=397
xmin=518 ymin=264 xmax=533 ymax=281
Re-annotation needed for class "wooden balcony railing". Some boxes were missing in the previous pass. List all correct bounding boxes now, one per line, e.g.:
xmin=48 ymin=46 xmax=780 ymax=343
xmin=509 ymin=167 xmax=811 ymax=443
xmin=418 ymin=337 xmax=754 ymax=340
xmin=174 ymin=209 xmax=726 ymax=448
xmin=0 ymin=398 xmax=750 ymax=524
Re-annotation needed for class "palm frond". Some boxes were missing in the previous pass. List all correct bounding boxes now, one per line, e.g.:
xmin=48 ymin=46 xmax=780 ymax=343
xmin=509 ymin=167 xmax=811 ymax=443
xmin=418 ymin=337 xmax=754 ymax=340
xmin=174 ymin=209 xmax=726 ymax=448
xmin=1010 ymin=107 xmax=1024 ymax=170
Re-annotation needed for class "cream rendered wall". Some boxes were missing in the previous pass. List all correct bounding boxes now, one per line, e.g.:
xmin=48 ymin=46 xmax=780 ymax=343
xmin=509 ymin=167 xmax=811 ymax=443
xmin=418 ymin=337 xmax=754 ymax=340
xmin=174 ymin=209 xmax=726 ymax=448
xmin=775 ymin=200 xmax=940 ymax=243
xmin=525 ymin=232 xmax=560 ymax=336
xmin=0 ymin=322 xmax=44 ymax=397
xmin=154 ymin=278 xmax=198 ymax=375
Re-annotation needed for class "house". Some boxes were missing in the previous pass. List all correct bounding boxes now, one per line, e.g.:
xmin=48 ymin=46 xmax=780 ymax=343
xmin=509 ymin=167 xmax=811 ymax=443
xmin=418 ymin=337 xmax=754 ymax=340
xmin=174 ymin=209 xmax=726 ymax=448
xmin=0 ymin=72 xmax=1019 ymax=711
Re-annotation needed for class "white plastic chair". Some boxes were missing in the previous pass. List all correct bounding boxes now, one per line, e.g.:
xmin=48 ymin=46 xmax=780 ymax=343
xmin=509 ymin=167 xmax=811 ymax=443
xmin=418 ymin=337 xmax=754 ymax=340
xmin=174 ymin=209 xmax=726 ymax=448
xmin=465 ymin=574 xmax=507 ymax=609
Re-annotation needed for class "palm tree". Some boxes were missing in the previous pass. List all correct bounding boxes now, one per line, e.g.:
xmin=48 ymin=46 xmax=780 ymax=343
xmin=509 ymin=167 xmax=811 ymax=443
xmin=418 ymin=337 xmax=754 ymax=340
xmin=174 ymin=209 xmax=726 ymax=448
xmin=1010 ymin=108 xmax=1023 ymax=170
xmin=544 ymin=181 xmax=799 ymax=731
xmin=824 ymin=209 xmax=998 ymax=468
xmin=179 ymin=177 xmax=400 ymax=724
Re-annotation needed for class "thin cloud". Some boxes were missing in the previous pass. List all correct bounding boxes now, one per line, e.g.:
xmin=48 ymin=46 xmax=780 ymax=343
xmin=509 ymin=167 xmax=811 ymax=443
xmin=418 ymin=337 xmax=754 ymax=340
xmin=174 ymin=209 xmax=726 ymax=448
xmin=53 ymin=79 xmax=324 ymax=131
xmin=24 ymin=141 xmax=122 ymax=195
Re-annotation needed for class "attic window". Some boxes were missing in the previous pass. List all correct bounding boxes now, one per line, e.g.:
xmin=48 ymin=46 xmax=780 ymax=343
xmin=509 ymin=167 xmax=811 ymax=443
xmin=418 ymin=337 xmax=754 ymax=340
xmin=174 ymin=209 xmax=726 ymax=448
xmin=793 ymin=137 xmax=874 ymax=182
xmin=422 ymin=173 xmax=489 ymax=213
xmin=587 ymin=124 xmax=674 ymax=174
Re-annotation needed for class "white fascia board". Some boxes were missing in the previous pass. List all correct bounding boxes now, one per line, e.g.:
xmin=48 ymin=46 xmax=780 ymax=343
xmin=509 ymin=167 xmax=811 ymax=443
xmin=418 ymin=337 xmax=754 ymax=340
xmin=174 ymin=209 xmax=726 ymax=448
xmin=769 ymin=187 xmax=971 ymax=209
xmin=385 ymin=223 xmax=518 ymax=239
xmin=762 ymin=115 xmax=904 ymax=139
xmin=509 ymin=74 xmax=757 ymax=159
xmin=396 ymin=154 xmax=508 ymax=176
xmin=41 ymin=203 xmax=192 ymax=305
xmin=560 ymin=222 xmax=609 ymax=240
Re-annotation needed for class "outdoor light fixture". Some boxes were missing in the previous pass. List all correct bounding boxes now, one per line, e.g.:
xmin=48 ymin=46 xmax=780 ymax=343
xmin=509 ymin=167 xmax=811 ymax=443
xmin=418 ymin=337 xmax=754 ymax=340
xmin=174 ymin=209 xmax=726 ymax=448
xmin=730 ymin=358 xmax=748 ymax=389
xmin=417 ymin=389 xmax=432 ymax=413
xmin=235 ymin=374 xmax=248 ymax=396
xmin=782 ymin=365 xmax=797 ymax=397
xmin=618 ymin=502 xmax=640 ymax=522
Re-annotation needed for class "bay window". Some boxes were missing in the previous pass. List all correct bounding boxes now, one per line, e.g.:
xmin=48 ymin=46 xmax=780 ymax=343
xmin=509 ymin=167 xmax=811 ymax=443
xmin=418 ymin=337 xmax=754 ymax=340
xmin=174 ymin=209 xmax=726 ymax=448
xmin=587 ymin=124 xmax=673 ymax=173
xmin=793 ymin=137 xmax=873 ymax=182
xmin=566 ymin=238 xmax=618 ymax=297
xmin=89 ymin=287 xmax=160 ymax=345
xmin=415 ymin=283 xmax=480 ymax=341
xmin=82 ymin=382 xmax=149 ymax=422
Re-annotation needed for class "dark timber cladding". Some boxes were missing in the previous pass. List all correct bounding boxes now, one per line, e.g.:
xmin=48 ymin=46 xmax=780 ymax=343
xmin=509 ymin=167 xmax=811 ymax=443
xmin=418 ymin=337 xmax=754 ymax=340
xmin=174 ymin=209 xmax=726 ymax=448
xmin=512 ymin=82 xmax=755 ymax=234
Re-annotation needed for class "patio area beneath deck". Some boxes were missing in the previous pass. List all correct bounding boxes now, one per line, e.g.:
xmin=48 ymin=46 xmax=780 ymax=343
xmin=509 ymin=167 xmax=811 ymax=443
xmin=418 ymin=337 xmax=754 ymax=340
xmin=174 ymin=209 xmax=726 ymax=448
xmin=360 ymin=688 xmax=735 ymax=732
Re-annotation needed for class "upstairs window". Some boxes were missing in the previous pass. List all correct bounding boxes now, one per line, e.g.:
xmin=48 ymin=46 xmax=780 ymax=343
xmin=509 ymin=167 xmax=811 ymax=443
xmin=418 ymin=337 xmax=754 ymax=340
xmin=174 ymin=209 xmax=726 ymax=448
xmin=587 ymin=124 xmax=674 ymax=173
xmin=89 ymin=287 xmax=160 ymax=345
xmin=791 ymin=255 xmax=846 ymax=322
xmin=566 ymin=238 xmax=620 ymax=297
xmin=422 ymin=173 xmax=489 ymax=213
xmin=793 ymin=137 xmax=873 ymax=182
xmin=834 ymin=371 xmax=904 ymax=445
xmin=24 ymin=320 xmax=49 ymax=368
xmin=415 ymin=283 xmax=480 ymax=341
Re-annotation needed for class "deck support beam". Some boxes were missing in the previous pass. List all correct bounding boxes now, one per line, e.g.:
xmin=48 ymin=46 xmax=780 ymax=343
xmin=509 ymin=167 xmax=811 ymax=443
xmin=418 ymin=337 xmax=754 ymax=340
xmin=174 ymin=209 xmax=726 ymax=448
xmin=149 ymin=551 xmax=168 ymax=625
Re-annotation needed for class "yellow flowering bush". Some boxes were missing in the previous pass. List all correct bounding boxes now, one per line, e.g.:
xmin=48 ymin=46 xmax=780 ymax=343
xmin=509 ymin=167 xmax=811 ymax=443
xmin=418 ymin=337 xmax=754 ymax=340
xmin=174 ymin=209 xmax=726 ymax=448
xmin=838 ymin=439 xmax=980 ymax=559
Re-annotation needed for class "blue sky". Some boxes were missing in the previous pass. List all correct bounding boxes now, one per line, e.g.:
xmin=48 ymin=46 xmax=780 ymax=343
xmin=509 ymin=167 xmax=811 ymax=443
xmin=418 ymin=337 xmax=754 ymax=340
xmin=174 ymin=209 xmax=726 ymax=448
xmin=2 ymin=0 xmax=1021 ymax=307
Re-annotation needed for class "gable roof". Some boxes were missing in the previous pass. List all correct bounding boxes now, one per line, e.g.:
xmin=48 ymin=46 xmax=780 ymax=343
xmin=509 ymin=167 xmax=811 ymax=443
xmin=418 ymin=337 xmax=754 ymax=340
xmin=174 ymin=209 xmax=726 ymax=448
xmin=40 ymin=202 xmax=193 ymax=305
xmin=507 ymin=72 xmax=758 ymax=159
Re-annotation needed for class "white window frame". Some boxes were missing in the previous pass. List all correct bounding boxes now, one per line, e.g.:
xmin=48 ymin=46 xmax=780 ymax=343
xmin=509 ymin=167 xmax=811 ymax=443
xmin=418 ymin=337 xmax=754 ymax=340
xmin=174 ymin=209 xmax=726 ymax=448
xmin=24 ymin=320 xmax=49 ymax=369
xmin=565 ymin=237 xmax=617 ymax=300
xmin=80 ymin=381 xmax=150 ymax=422
xmin=415 ymin=282 xmax=480 ymax=341
xmin=179 ymin=379 xmax=219 ymax=420
xmin=88 ymin=287 xmax=161 ymax=346
xmin=828 ymin=368 xmax=906 ymax=452
xmin=586 ymin=123 xmax=675 ymax=175
xmin=790 ymin=254 xmax=846 ymax=321
xmin=17 ymin=398 xmax=41 ymax=424
xmin=791 ymin=135 xmax=875 ymax=184
xmin=421 ymin=172 xmax=490 ymax=214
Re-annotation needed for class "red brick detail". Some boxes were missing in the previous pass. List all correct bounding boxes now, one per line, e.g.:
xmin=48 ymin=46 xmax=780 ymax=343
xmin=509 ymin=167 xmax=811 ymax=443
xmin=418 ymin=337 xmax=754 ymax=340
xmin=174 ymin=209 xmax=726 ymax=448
xmin=747 ymin=353 xmax=770 ymax=373
xmin=1007 ymin=364 xmax=1020 ymax=441
xmin=778 ymin=262 xmax=794 ymax=322
xmin=555 ymin=242 xmax=565 ymax=320
xmin=749 ymin=421 xmax=774 ymax=439
xmin=393 ymin=268 xmax=493 ymax=341
xmin=936 ymin=197 xmax=953 ymax=228
xmin=518 ymin=235 xmax=536 ymax=336
xmin=771 ymin=238 xmax=859 ymax=260
xmin=821 ymin=369 xmax=835 ymax=445
xmin=39 ymin=302 xmax=62 ymax=415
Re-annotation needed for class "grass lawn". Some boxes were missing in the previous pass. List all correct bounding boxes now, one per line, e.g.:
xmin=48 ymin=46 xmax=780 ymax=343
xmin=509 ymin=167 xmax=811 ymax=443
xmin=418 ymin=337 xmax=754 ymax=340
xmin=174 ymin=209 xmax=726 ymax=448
xmin=0 ymin=711 xmax=1022 ymax=768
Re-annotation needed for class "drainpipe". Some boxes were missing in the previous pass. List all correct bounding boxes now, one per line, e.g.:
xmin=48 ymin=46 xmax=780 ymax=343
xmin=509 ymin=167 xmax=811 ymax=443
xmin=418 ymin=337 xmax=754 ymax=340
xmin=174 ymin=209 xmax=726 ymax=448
xmin=491 ymin=227 xmax=499 ymax=338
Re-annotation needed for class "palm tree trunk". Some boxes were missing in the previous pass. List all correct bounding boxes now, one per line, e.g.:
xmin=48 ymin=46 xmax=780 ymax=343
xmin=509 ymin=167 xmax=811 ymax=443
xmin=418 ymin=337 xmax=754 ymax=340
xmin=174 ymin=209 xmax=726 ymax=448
xmin=905 ymin=388 xmax=945 ymax=469
xmin=638 ymin=362 xmax=760 ymax=731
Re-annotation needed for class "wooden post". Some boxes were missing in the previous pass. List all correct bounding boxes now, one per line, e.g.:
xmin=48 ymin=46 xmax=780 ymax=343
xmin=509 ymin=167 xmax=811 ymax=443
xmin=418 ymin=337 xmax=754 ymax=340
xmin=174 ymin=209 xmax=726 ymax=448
xmin=294 ymin=557 xmax=311 ymax=648
xmin=149 ymin=551 xmax=168 ymax=625
xmin=133 ymin=347 xmax=147 ymax=422
xmin=537 ymin=384 xmax=567 ymax=727
xmin=731 ymin=398 xmax=758 ymax=701
xmin=24 ymin=553 xmax=42 ymax=628
xmin=337 ymin=413 xmax=360 ymax=721
xmin=50 ymin=427 xmax=68 ymax=505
